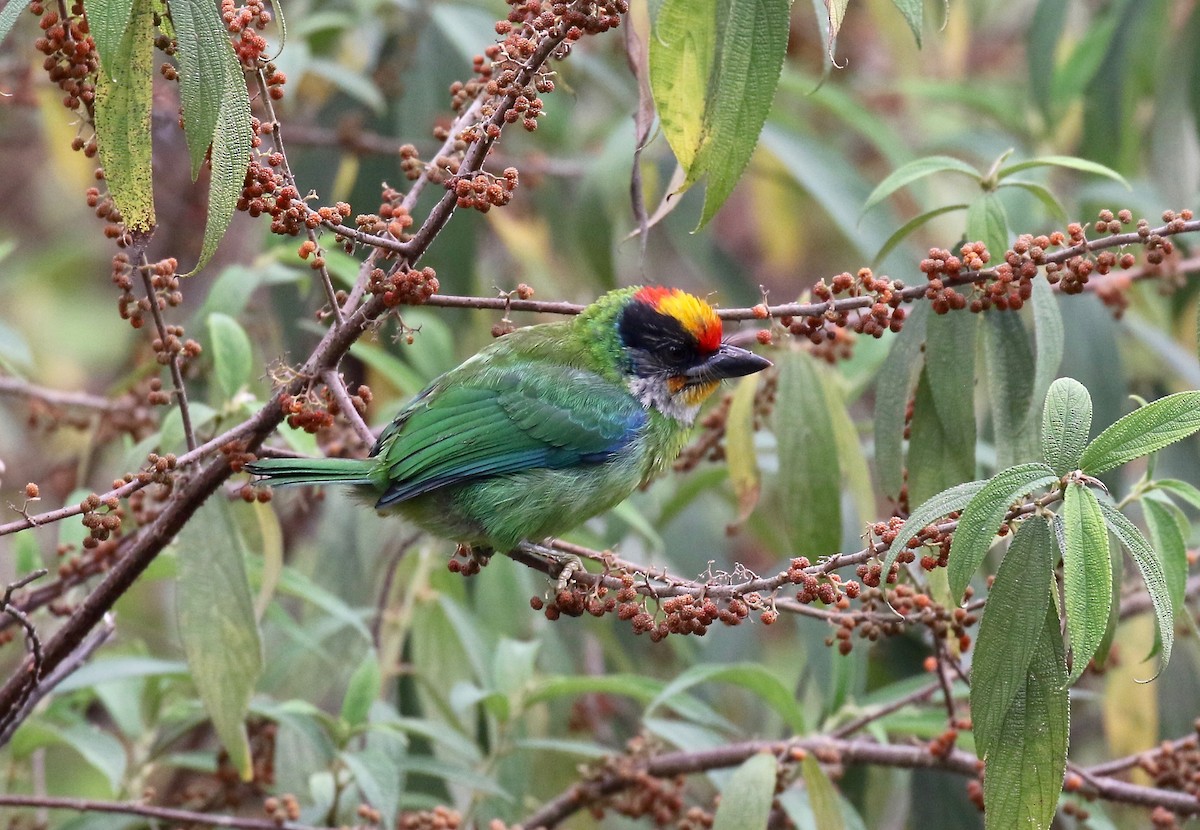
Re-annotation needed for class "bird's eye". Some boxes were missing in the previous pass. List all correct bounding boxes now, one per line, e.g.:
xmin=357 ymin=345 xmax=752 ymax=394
xmin=663 ymin=343 xmax=688 ymax=363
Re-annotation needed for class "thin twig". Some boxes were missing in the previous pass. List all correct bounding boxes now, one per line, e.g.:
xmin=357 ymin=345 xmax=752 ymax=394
xmin=254 ymin=70 xmax=344 ymax=327
xmin=0 ymin=376 xmax=126 ymax=412
xmin=0 ymin=614 xmax=115 ymax=745
xmin=0 ymin=794 xmax=330 ymax=830
xmin=0 ymin=570 xmax=49 ymax=738
xmin=136 ymin=252 xmax=195 ymax=452
xmin=321 ymin=369 xmax=375 ymax=448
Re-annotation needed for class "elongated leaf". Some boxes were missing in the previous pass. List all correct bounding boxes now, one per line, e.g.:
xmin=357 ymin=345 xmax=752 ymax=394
xmin=341 ymin=740 xmax=404 ymax=827
xmin=966 ymin=192 xmax=1010 ymax=265
xmin=1079 ymin=392 xmax=1200 ymax=474
xmin=775 ymin=351 xmax=841 ymax=559
xmin=948 ymin=463 xmax=1057 ymax=601
xmin=908 ymin=369 xmax=970 ymax=506
xmin=801 ymin=754 xmax=846 ymax=830
xmin=1057 ymin=483 xmax=1112 ymax=680
xmin=862 ymin=156 xmax=981 ymax=215
xmin=1098 ymin=501 xmax=1172 ymax=675
xmin=0 ymin=0 xmax=30 ymax=48
xmin=207 ymin=312 xmax=253 ymax=401
xmin=889 ymin=0 xmax=922 ymax=46
xmin=712 ymin=753 xmax=777 ymax=830
xmin=996 ymin=155 xmax=1129 ymax=188
xmin=171 ymin=0 xmax=253 ymax=271
xmin=251 ymin=501 xmax=282 ymax=621
xmin=177 ymin=499 xmax=264 ymax=779
xmin=972 ymin=517 xmax=1054 ymax=760
xmin=1141 ymin=497 xmax=1188 ymax=615
xmin=982 ymin=309 xmax=1036 ymax=467
xmin=881 ymin=478 xmax=986 ymax=573
xmin=982 ymin=601 xmax=1068 ymax=830
xmin=647 ymin=663 xmax=806 ymax=734
xmin=527 ymin=674 xmax=733 ymax=732
xmin=1151 ymin=478 xmax=1200 ymax=510
xmin=649 ymin=0 xmax=716 ymax=174
xmin=872 ymin=204 xmax=967 ymax=268
xmin=821 ymin=365 xmax=875 ymax=523
xmin=93 ymin=0 xmax=155 ymax=232
xmin=85 ymin=0 xmax=135 ymax=76
xmin=996 ymin=180 xmax=1068 ymax=224
xmin=1041 ymin=378 xmax=1092 ymax=476
xmin=725 ymin=373 xmax=761 ymax=525
xmin=874 ymin=302 xmax=929 ymax=497
xmin=650 ymin=0 xmax=789 ymax=227
xmin=1028 ymin=0 xmax=1067 ymax=119
xmin=341 ymin=651 xmax=382 ymax=728
xmin=1027 ymin=278 xmax=1065 ymax=428
xmin=925 ymin=308 xmax=977 ymax=479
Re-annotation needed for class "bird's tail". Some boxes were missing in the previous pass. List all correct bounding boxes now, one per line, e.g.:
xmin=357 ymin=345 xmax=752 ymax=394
xmin=245 ymin=457 xmax=376 ymax=487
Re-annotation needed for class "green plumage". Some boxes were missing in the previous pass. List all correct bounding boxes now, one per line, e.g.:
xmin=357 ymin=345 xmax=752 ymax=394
xmin=248 ymin=287 xmax=769 ymax=553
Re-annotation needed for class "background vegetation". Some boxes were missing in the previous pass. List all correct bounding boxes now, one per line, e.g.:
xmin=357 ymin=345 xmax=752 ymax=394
xmin=0 ymin=0 xmax=1199 ymax=828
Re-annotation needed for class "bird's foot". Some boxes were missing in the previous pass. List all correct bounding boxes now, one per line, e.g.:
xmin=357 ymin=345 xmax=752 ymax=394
xmin=514 ymin=541 xmax=586 ymax=591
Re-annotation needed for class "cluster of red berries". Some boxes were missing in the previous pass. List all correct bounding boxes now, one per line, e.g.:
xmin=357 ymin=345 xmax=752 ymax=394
xmin=786 ymin=268 xmax=908 ymax=354
xmin=1138 ymin=723 xmax=1200 ymax=803
xmin=77 ymin=491 xmax=124 ymax=549
xmin=237 ymin=141 xmax=311 ymax=236
xmin=262 ymin=793 xmax=301 ymax=824
xmin=32 ymin=2 xmax=98 ymax=124
xmin=399 ymin=806 xmax=462 ymax=830
xmin=451 ymin=167 xmax=519 ymax=213
xmin=86 ymin=170 xmax=135 ymax=246
xmin=366 ymin=266 xmax=440 ymax=308
xmin=220 ymin=0 xmax=271 ymax=68
xmin=280 ymin=391 xmax=336 ymax=434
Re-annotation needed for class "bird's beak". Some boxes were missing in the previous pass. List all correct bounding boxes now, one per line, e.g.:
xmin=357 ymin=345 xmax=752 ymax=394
xmin=687 ymin=343 xmax=772 ymax=382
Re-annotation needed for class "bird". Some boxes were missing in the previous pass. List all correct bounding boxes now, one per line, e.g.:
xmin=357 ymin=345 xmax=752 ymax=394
xmin=246 ymin=286 xmax=771 ymax=561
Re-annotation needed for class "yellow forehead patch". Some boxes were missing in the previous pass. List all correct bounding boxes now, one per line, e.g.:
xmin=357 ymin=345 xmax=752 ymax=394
xmin=635 ymin=286 xmax=722 ymax=352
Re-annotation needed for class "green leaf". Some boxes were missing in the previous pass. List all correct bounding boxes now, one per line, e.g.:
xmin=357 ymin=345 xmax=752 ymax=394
xmin=177 ymin=499 xmax=263 ymax=779
xmin=1027 ymin=279 xmax=1065 ymax=428
xmin=801 ymin=753 xmax=846 ymax=830
xmin=907 ymin=369 xmax=972 ymax=506
xmin=882 ymin=478 xmax=986 ymax=574
xmin=982 ymin=309 xmax=1037 ymax=468
xmin=996 ymin=180 xmax=1068 ymax=224
xmin=821 ymin=364 xmax=875 ymax=523
xmin=871 ymin=204 xmax=967 ymax=269
xmin=250 ymin=500 xmax=282 ymax=621
xmin=341 ymin=651 xmax=382 ymax=728
xmin=966 ymin=192 xmax=1010 ymax=265
xmin=1057 ymin=483 xmax=1112 ymax=680
xmin=1041 ymin=378 xmax=1093 ymax=477
xmin=171 ymin=0 xmax=252 ymax=271
xmin=54 ymin=656 xmax=188 ymax=693
xmin=712 ymin=753 xmax=777 ymax=830
xmin=1141 ymin=497 xmax=1188 ymax=616
xmin=874 ymin=302 xmax=928 ymax=497
xmin=948 ymin=463 xmax=1058 ymax=601
xmin=341 ymin=741 xmax=403 ymax=827
xmin=93 ymin=0 xmax=155 ymax=232
xmin=1099 ymin=501 xmax=1172 ymax=676
xmin=982 ymin=601 xmax=1068 ymax=830
xmin=924 ymin=308 xmax=977 ymax=481
xmin=650 ymin=0 xmax=790 ymax=226
xmin=971 ymin=516 xmax=1054 ymax=761
xmin=775 ymin=350 xmax=841 ymax=559
xmin=647 ymin=663 xmax=806 ymax=734
xmin=206 ymin=312 xmax=253 ymax=401
xmin=1150 ymin=478 xmax=1200 ymax=511
xmin=889 ymin=0 xmax=922 ymax=47
xmin=0 ymin=0 xmax=30 ymax=49
xmin=1027 ymin=0 xmax=1067 ymax=119
xmin=1079 ymin=392 xmax=1200 ymax=474
xmin=649 ymin=0 xmax=716 ymax=175
xmin=862 ymin=155 xmax=981 ymax=215
xmin=996 ymin=155 xmax=1129 ymax=188
xmin=84 ymin=0 xmax=135 ymax=77
xmin=725 ymin=373 xmax=761 ymax=525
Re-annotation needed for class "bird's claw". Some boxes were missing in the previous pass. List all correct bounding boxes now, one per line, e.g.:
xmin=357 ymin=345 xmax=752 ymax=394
xmin=555 ymin=554 xmax=585 ymax=592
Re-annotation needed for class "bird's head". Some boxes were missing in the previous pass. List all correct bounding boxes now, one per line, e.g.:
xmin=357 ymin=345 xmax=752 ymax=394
xmin=615 ymin=286 xmax=772 ymax=422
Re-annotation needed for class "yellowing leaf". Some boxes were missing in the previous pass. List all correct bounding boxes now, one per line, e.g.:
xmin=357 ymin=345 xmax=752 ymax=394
xmin=725 ymin=373 xmax=761 ymax=526
xmin=93 ymin=0 xmax=155 ymax=232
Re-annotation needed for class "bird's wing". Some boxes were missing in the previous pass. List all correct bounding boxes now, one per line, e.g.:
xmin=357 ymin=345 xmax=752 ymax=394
xmin=374 ymin=365 xmax=646 ymax=506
